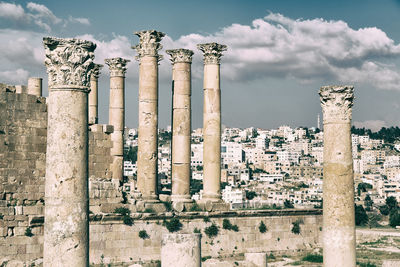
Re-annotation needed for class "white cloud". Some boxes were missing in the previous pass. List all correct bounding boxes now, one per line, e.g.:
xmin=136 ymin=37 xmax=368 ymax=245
xmin=0 ymin=2 xmax=24 ymax=20
xmin=166 ymin=12 xmax=400 ymax=90
xmin=26 ymin=2 xmax=61 ymax=24
xmin=0 ymin=68 xmax=29 ymax=84
xmin=68 ymin=16 xmax=90 ymax=26
xmin=353 ymin=120 xmax=387 ymax=131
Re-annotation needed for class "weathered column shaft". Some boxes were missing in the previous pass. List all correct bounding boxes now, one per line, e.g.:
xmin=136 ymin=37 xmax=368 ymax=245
xmin=105 ymin=58 xmax=129 ymax=181
xmin=198 ymin=43 xmax=227 ymax=202
xmin=43 ymin=37 xmax=96 ymax=267
xmin=161 ymin=233 xmax=201 ymax=267
xmin=88 ymin=64 xmax=103 ymax=125
xmin=167 ymin=49 xmax=193 ymax=202
xmin=320 ymin=85 xmax=356 ymax=267
xmin=134 ymin=30 xmax=164 ymax=201
xmin=27 ymin=77 xmax=42 ymax=96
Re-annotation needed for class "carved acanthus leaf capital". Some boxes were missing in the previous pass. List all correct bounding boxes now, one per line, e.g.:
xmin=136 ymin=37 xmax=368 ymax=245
xmin=105 ymin=58 xmax=130 ymax=77
xmin=91 ymin=64 xmax=103 ymax=80
xmin=133 ymin=30 xmax=165 ymax=61
xmin=197 ymin=42 xmax=227 ymax=65
xmin=43 ymin=37 xmax=96 ymax=89
xmin=166 ymin=49 xmax=194 ymax=64
xmin=319 ymin=85 xmax=354 ymax=123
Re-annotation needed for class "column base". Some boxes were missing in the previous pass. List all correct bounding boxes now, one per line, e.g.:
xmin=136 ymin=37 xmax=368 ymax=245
xmin=171 ymin=194 xmax=193 ymax=203
xmin=141 ymin=194 xmax=159 ymax=203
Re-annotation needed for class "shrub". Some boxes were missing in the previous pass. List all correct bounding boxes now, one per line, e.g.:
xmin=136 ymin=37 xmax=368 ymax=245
xmin=203 ymin=216 xmax=210 ymax=222
xmin=223 ymin=219 xmax=232 ymax=230
xmin=190 ymin=203 xmax=202 ymax=211
xmin=379 ymin=205 xmax=390 ymax=215
xmin=25 ymin=227 xmax=33 ymax=237
xmin=144 ymin=208 xmax=155 ymax=213
xmin=302 ymin=253 xmax=323 ymax=263
xmin=291 ymin=219 xmax=303 ymax=235
xmin=162 ymin=201 xmax=172 ymax=211
xmin=231 ymin=225 xmax=239 ymax=232
xmin=204 ymin=224 xmax=219 ymax=238
xmin=163 ymin=218 xmax=182 ymax=232
xmin=193 ymin=227 xmax=201 ymax=234
xmin=201 ymin=256 xmax=211 ymax=262
xmin=138 ymin=230 xmax=149 ymax=239
xmin=359 ymin=262 xmax=376 ymax=267
xmin=355 ymin=204 xmax=368 ymax=226
xmin=259 ymin=221 xmax=267 ymax=233
xmin=284 ymin=199 xmax=294 ymax=208
xmin=267 ymin=253 xmax=275 ymax=260
xmin=389 ymin=209 xmax=400 ymax=228
xmin=114 ymin=207 xmax=133 ymax=225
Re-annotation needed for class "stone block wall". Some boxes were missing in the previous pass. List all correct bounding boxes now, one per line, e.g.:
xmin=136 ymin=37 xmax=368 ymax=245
xmin=0 ymin=85 xmax=47 ymax=263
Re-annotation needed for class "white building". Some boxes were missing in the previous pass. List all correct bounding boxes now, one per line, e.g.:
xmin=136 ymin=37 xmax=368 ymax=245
xmin=222 ymin=142 xmax=243 ymax=165
xmin=123 ymin=161 xmax=136 ymax=176
xmin=222 ymin=186 xmax=246 ymax=204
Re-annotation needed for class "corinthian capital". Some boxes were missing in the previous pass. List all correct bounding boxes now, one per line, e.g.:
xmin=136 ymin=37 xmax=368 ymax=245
xmin=43 ymin=37 xmax=96 ymax=89
xmin=133 ymin=30 xmax=165 ymax=60
xmin=319 ymin=85 xmax=354 ymax=124
xmin=197 ymin=42 xmax=227 ymax=65
xmin=105 ymin=57 xmax=130 ymax=77
xmin=91 ymin=63 xmax=103 ymax=80
xmin=166 ymin=49 xmax=194 ymax=64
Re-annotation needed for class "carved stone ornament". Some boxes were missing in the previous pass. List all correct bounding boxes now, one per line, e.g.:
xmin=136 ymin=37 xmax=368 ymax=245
xmin=105 ymin=58 xmax=130 ymax=77
xmin=166 ymin=49 xmax=194 ymax=64
xmin=43 ymin=37 xmax=96 ymax=89
xmin=319 ymin=85 xmax=354 ymax=123
xmin=197 ymin=43 xmax=227 ymax=65
xmin=133 ymin=30 xmax=165 ymax=60
xmin=90 ymin=63 xmax=103 ymax=80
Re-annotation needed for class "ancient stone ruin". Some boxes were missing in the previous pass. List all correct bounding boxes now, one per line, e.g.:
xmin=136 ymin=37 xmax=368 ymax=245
xmin=0 ymin=31 xmax=357 ymax=267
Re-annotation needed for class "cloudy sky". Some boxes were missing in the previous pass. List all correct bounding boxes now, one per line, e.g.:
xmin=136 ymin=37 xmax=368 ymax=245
xmin=1 ymin=0 xmax=400 ymax=131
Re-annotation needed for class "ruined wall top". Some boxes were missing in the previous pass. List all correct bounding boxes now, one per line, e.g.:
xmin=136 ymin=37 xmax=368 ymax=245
xmin=319 ymin=85 xmax=354 ymax=124
xmin=133 ymin=30 xmax=165 ymax=61
xmin=90 ymin=64 xmax=103 ymax=80
xmin=197 ymin=42 xmax=227 ymax=65
xmin=43 ymin=37 xmax=96 ymax=89
xmin=105 ymin=58 xmax=130 ymax=77
xmin=166 ymin=49 xmax=194 ymax=64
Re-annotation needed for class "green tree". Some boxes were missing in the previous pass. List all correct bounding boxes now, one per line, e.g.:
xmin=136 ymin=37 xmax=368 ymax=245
xmin=246 ymin=191 xmax=257 ymax=200
xmin=364 ymin=194 xmax=373 ymax=211
xmin=124 ymin=146 xmax=138 ymax=163
xmin=386 ymin=196 xmax=398 ymax=212
xmin=389 ymin=209 xmax=400 ymax=228
xmin=284 ymin=199 xmax=294 ymax=209
xmin=355 ymin=204 xmax=368 ymax=226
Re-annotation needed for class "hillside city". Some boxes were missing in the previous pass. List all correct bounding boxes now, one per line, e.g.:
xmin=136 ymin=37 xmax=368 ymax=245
xmin=122 ymin=122 xmax=400 ymax=217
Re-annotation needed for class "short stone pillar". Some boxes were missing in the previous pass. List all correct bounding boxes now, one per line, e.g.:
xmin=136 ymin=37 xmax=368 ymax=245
xmin=43 ymin=37 xmax=96 ymax=267
xmin=15 ymin=85 xmax=26 ymax=94
xmin=105 ymin=58 xmax=129 ymax=181
xmin=161 ymin=233 xmax=201 ymax=267
xmin=27 ymin=77 xmax=42 ymax=96
xmin=88 ymin=64 xmax=103 ymax=124
xmin=319 ymin=85 xmax=356 ymax=267
xmin=197 ymin=43 xmax=227 ymax=202
xmin=134 ymin=30 xmax=165 ymax=201
xmin=166 ymin=49 xmax=194 ymax=203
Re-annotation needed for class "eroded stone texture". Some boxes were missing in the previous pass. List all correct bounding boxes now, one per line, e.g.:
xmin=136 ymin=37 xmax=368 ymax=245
xmin=43 ymin=37 xmax=95 ymax=267
xmin=89 ymin=64 xmax=103 ymax=125
xmin=197 ymin=43 xmax=227 ymax=202
xmin=166 ymin=49 xmax=194 ymax=203
xmin=134 ymin=30 xmax=164 ymax=201
xmin=105 ymin=58 xmax=129 ymax=181
xmin=161 ymin=233 xmax=201 ymax=267
xmin=319 ymin=85 xmax=355 ymax=267
xmin=27 ymin=77 xmax=42 ymax=97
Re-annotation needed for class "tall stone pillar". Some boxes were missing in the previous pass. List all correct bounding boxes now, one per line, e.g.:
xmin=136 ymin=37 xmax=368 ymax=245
xmin=43 ymin=37 xmax=96 ymax=267
xmin=27 ymin=77 xmax=42 ymax=96
xmin=319 ymin=85 xmax=356 ymax=267
xmin=166 ymin=49 xmax=194 ymax=203
xmin=88 ymin=64 xmax=103 ymax=125
xmin=197 ymin=43 xmax=227 ymax=202
xmin=161 ymin=233 xmax=201 ymax=267
xmin=134 ymin=30 xmax=165 ymax=201
xmin=105 ymin=58 xmax=129 ymax=181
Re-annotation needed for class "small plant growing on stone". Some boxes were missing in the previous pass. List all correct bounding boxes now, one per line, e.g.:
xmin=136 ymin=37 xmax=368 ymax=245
xmin=201 ymin=256 xmax=211 ymax=262
xmin=190 ymin=203 xmax=202 ymax=211
xmin=163 ymin=218 xmax=183 ymax=232
xmin=25 ymin=227 xmax=33 ymax=237
xmin=114 ymin=207 xmax=133 ymax=226
xmin=267 ymin=253 xmax=275 ymax=260
xmin=231 ymin=224 xmax=239 ymax=232
xmin=259 ymin=221 xmax=267 ymax=233
xmin=302 ymin=253 xmax=323 ymax=263
xmin=204 ymin=223 xmax=219 ymax=238
xmin=203 ymin=216 xmax=210 ymax=223
xmin=193 ymin=227 xmax=201 ymax=234
xmin=291 ymin=219 xmax=303 ymax=235
xmin=139 ymin=230 xmax=149 ymax=239
xmin=144 ymin=208 xmax=155 ymax=213
xmin=223 ymin=219 xmax=232 ymax=230
xmin=0 ymin=213 xmax=3 ymax=219
xmin=161 ymin=201 xmax=172 ymax=211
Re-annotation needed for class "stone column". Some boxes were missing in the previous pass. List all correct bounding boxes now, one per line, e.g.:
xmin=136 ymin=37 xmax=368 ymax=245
xmin=88 ymin=64 xmax=103 ymax=125
xmin=319 ymin=85 xmax=355 ymax=267
xmin=161 ymin=233 xmax=201 ymax=267
xmin=43 ymin=37 xmax=96 ymax=267
xmin=166 ymin=49 xmax=194 ymax=203
xmin=133 ymin=30 xmax=164 ymax=201
xmin=105 ymin=58 xmax=129 ymax=181
xmin=197 ymin=43 xmax=227 ymax=202
xmin=27 ymin=77 xmax=42 ymax=96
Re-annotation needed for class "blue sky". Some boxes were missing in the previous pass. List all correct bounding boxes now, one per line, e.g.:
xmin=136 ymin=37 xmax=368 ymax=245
xmin=1 ymin=0 xmax=400 ymax=130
